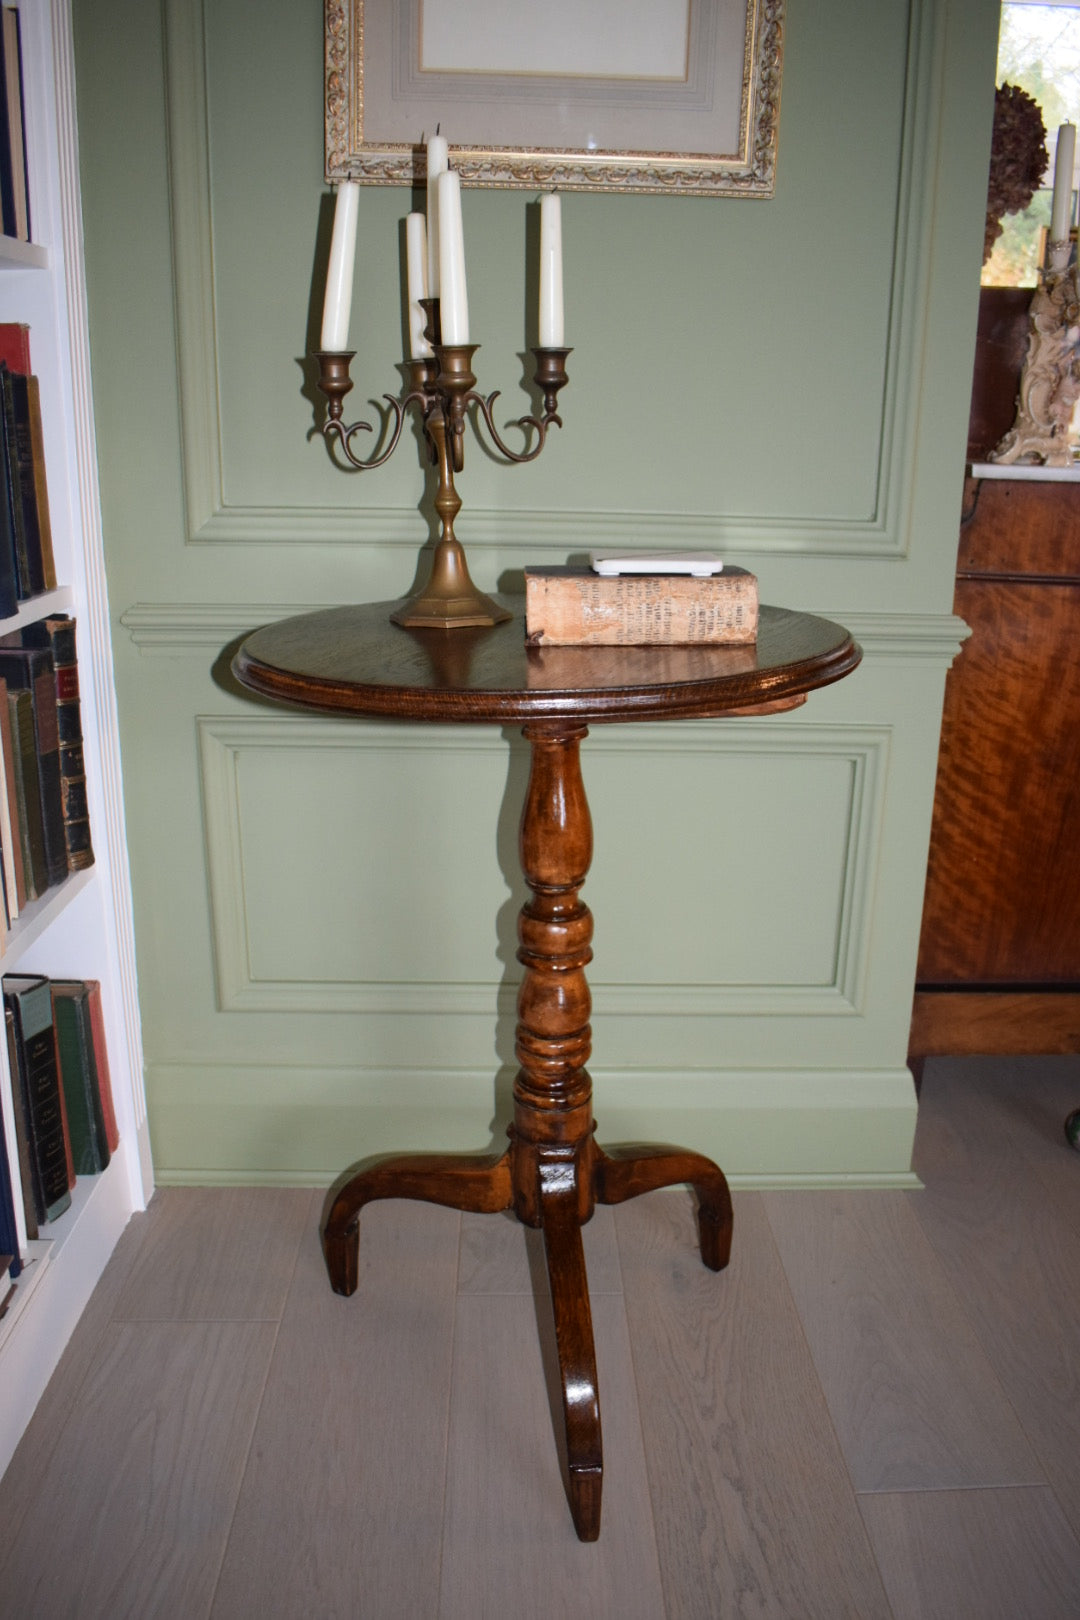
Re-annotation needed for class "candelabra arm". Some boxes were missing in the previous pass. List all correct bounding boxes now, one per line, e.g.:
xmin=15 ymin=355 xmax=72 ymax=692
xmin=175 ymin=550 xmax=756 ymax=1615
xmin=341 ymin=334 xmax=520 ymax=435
xmin=316 ymin=350 xmax=434 ymax=471
xmin=468 ymin=347 xmax=572 ymax=465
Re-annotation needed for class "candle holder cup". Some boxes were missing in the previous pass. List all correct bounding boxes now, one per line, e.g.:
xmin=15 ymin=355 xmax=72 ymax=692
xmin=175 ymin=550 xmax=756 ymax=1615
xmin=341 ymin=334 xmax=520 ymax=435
xmin=315 ymin=298 xmax=571 ymax=629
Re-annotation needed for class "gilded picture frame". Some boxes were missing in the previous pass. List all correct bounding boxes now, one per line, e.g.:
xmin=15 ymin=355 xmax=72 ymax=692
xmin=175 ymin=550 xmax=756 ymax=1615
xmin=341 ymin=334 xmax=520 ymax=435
xmin=324 ymin=0 xmax=784 ymax=197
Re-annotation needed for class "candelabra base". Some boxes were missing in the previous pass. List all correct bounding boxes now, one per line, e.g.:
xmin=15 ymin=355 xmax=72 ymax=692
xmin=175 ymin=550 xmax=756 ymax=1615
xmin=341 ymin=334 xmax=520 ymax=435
xmin=389 ymin=536 xmax=513 ymax=630
xmin=390 ymin=590 xmax=513 ymax=631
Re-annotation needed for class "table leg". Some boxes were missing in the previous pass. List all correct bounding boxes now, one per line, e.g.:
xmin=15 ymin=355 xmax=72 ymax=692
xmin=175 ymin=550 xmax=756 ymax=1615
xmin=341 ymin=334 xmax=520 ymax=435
xmin=322 ymin=1151 xmax=512 ymax=1296
xmin=595 ymin=1143 xmax=733 ymax=1271
xmin=321 ymin=717 xmax=730 ymax=1542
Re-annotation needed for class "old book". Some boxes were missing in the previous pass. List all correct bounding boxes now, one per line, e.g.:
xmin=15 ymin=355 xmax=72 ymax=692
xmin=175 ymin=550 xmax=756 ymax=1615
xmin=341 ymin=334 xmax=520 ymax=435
xmin=0 ymin=329 xmax=58 ymax=591
xmin=6 ymin=685 xmax=44 ymax=897
xmin=0 ymin=365 xmax=44 ymax=595
xmin=0 ymin=13 xmax=16 ymax=242
xmin=0 ymin=322 xmax=29 ymax=373
xmin=83 ymin=979 xmax=119 ymax=1153
xmin=26 ymin=377 xmax=55 ymax=587
xmin=524 ymin=565 xmax=759 ymax=646
xmin=38 ymin=616 xmax=92 ymax=869
xmin=3 ymin=973 xmax=71 ymax=1223
xmin=0 ymin=1089 xmax=20 ymax=1276
xmin=0 ymin=635 xmax=67 ymax=887
xmin=0 ymin=674 xmax=19 ymax=915
xmin=5 ymin=1005 xmax=35 ymax=1237
xmin=51 ymin=981 xmax=110 ymax=1176
xmin=1 ymin=8 xmax=28 ymax=242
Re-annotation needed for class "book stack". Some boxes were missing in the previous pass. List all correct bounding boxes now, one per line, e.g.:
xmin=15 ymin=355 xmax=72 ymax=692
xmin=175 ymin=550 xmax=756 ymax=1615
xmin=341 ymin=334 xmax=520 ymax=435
xmin=0 ymin=612 xmax=95 ymax=929
xmin=0 ymin=975 xmax=119 ymax=1284
xmin=524 ymin=558 xmax=759 ymax=647
xmin=0 ymin=323 xmax=56 ymax=618
xmin=0 ymin=8 xmax=29 ymax=243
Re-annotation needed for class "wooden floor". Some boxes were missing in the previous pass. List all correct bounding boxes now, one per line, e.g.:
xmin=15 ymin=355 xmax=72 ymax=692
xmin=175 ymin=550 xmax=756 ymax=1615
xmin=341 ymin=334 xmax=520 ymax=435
xmin=3 ymin=1056 xmax=1080 ymax=1618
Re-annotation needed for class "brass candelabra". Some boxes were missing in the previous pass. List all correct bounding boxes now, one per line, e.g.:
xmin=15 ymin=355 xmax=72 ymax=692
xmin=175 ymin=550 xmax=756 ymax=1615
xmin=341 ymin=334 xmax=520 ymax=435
xmin=315 ymin=298 xmax=571 ymax=628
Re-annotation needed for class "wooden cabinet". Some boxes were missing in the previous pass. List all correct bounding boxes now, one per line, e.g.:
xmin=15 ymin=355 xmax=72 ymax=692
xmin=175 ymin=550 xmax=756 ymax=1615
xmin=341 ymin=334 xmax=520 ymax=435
xmin=0 ymin=0 xmax=151 ymax=1476
xmin=911 ymin=294 xmax=1080 ymax=1055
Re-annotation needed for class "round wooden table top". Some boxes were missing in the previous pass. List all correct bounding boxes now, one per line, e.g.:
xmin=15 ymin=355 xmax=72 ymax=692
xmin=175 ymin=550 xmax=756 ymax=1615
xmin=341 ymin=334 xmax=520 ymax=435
xmin=232 ymin=599 xmax=861 ymax=724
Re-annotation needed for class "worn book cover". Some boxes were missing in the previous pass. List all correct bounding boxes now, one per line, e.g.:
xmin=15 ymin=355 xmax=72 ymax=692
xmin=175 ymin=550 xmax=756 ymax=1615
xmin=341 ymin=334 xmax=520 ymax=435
xmin=51 ymin=981 xmax=110 ymax=1177
xmin=3 ymin=973 xmax=72 ymax=1223
xmin=0 ymin=635 xmax=67 ymax=886
xmin=524 ymin=565 xmax=759 ymax=646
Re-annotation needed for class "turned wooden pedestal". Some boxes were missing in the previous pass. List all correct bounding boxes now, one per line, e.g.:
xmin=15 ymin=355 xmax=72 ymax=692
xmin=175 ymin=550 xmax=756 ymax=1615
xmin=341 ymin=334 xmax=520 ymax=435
xmin=233 ymin=598 xmax=860 ymax=1541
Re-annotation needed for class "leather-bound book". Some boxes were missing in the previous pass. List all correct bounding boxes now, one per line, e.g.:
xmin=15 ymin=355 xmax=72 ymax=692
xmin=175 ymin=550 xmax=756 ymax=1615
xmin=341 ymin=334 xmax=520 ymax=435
xmin=524 ymin=565 xmax=759 ymax=646
xmin=3 ymin=974 xmax=72 ymax=1224
xmin=6 ymin=685 xmax=46 ymax=898
xmin=0 ymin=632 xmax=67 ymax=886
xmin=41 ymin=616 xmax=93 ymax=870
xmin=51 ymin=981 xmax=110 ymax=1176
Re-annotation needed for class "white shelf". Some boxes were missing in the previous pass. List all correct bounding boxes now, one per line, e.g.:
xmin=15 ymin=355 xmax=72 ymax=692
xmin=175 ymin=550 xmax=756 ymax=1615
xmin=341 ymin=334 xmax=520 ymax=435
xmin=0 ymin=235 xmax=47 ymax=269
xmin=0 ymin=1157 xmax=121 ymax=1354
xmin=0 ymin=584 xmax=74 ymax=632
xmin=0 ymin=0 xmax=152 ymax=1481
xmin=0 ymin=1151 xmax=134 ymax=1471
xmin=3 ymin=863 xmax=94 ymax=956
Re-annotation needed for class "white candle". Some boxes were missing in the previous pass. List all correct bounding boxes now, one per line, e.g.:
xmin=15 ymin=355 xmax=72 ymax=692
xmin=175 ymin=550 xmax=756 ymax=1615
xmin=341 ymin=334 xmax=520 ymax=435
xmin=538 ymin=192 xmax=564 ymax=347
xmin=1051 ymin=123 xmax=1076 ymax=241
xmin=405 ymin=211 xmax=433 ymax=358
xmin=320 ymin=181 xmax=360 ymax=350
xmin=426 ymin=134 xmax=449 ymax=295
xmin=438 ymin=170 xmax=469 ymax=344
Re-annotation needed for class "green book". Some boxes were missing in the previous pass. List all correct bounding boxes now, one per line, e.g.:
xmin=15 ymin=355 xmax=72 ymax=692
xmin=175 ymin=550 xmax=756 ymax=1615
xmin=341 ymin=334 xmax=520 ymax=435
xmin=51 ymin=981 xmax=110 ymax=1177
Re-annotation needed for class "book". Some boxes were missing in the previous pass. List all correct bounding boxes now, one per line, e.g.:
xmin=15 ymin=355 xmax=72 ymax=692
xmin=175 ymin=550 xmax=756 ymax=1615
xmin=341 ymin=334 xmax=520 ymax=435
xmin=0 ymin=633 xmax=67 ymax=886
xmin=1 ymin=8 xmax=29 ymax=242
xmin=0 ymin=374 xmax=19 ymax=616
xmin=83 ymin=980 xmax=119 ymax=1153
xmin=0 ymin=1084 xmax=21 ymax=1276
xmin=51 ymin=981 xmax=110 ymax=1176
xmin=0 ymin=327 xmax=58 ymax=591
xmin=0 ymin=321 xmax=29 ymax=372
xmin=0 ymin=674 xmax=19 ymax=916
xmin=3 ymin=973 xmax=71 ymax=1223
xmin=39 ymin=617 xmax=92 ymax=870
xmin=0 ymin=364 xmax=45 ymax=595
xmin=523 ymin=565 xmax=760 ymax=647
xmin=6 ymin=684 xmax=45 ymax=897
xmin=0 ymin=12 xmax=16 ymax=242
xmin=26 ymin=376 xmax=55 ymax=588
xmin=5 ymin=1005 xmax=35 ymax=1237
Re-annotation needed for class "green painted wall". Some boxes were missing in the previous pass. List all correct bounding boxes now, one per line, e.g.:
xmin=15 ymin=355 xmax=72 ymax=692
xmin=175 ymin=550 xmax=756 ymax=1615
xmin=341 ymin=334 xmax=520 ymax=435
xmin=73 ymin=0 xmax=1000 ymax=1185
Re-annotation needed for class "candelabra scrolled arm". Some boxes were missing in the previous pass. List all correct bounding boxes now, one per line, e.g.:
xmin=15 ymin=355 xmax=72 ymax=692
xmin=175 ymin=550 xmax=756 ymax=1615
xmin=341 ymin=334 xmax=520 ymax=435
xmin=322 ymin=392 xmax=416 ymax=471
xmin=466 ymin=389 xmax=557 ymax=464
xmin=464 ymin=347 xmax=572 ymax=464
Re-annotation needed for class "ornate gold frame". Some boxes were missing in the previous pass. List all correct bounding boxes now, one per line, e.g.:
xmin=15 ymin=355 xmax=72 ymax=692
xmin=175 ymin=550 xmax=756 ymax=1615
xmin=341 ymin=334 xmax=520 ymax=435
xmin=325 ymin=0 xmax=784 ymax=197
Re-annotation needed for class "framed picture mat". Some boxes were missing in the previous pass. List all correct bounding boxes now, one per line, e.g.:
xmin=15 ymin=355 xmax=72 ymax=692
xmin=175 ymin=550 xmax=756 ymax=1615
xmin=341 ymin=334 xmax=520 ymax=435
xmin=324 ymin=0 xmax=785 ymax=196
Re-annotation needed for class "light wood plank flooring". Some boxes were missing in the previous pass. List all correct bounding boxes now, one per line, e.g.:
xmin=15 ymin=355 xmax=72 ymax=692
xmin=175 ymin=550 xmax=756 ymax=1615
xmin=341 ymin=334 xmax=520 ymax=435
xmin=2 ymin=1056 xmax=1080 ymax=1618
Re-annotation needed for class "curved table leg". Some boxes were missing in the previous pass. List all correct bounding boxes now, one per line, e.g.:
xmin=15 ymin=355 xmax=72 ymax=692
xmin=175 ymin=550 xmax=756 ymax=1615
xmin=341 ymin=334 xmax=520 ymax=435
xmin=540 ymin=1167 xmax=603 ymax=1542
xmin=321 ymin=1150 xmax=513 ymax=1296
xmin=594 ymin=1143 xmax=733 ymax=1272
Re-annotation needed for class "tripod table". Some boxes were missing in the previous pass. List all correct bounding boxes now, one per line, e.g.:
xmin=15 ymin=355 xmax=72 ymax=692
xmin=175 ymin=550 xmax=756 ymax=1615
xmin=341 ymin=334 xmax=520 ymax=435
xmin=232 ymin=597 xmax=861 ymax=1541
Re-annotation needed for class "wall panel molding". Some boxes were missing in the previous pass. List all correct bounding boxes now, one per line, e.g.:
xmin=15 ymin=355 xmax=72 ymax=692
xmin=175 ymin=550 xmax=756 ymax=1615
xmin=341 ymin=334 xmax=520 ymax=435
xmin=163 ymin=0 xmax=940 ymax=559
xmin=123 ymin=600 xmax=969 ymax=658
xmin=146 ymin=1058 xmax=920 ymax=1188
xmin=198 ymin=715 xmax=890 ymax=1019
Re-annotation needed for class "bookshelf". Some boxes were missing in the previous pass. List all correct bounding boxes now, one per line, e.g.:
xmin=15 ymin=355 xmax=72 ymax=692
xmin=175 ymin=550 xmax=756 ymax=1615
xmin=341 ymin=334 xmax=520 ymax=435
xmin=0 ymin=0 xmax=151 ymax=1476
